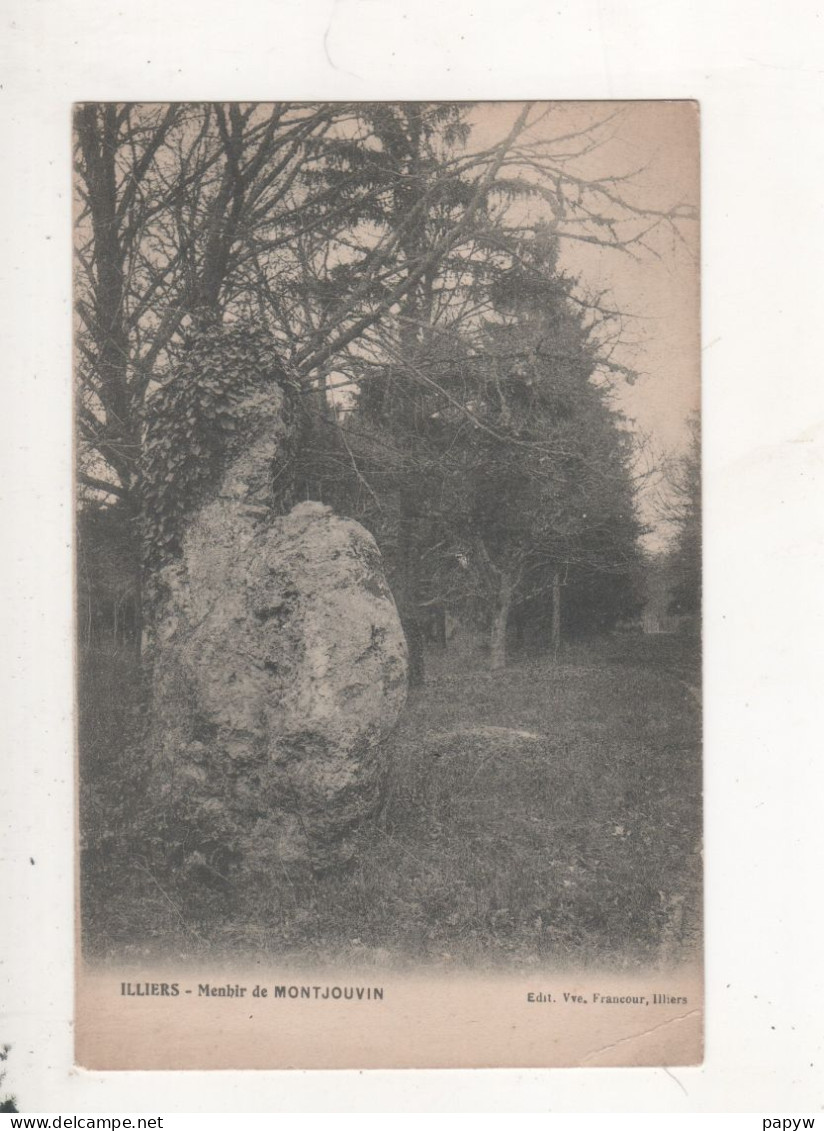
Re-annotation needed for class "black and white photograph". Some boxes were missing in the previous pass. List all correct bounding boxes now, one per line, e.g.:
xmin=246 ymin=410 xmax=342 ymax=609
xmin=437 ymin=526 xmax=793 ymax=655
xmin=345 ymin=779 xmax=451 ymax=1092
xmin=72 ymin=100 xmax=701 ymax=1068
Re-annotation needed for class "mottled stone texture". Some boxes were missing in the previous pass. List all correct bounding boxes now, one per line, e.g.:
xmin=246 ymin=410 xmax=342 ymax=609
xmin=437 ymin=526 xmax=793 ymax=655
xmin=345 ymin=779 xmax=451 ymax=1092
xmin=148 ymin=395 xmax=407 ymax=877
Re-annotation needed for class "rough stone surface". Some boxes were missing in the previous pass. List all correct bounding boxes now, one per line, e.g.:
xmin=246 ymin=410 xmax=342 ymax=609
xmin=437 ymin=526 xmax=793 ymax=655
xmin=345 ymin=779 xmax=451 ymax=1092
xmin=148 ymin=407 xmax=408 ymax=878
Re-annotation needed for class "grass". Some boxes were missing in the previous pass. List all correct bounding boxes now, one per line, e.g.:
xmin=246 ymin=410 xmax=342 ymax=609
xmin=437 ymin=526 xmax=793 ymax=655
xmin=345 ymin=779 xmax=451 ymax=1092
xmin=80 ymin=633 xmax=701 ymax=972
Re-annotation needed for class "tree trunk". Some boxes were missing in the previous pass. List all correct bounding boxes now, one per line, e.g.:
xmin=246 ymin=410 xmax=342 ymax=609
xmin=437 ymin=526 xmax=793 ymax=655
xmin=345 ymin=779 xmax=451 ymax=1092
xmin=397 ymin=487 xmax=425 ymax=687
xmin=513 ymin=606 xmax=525 ymax=652
xmin=551 ymin=569 xmax=562 ymax=658
xmin=75 ymin=105 xmax=138 ymax=496
xmin=404 ymin=618 xmax=426 ymax=688
xmin=490 ymin=569 xmax=513 ymax=670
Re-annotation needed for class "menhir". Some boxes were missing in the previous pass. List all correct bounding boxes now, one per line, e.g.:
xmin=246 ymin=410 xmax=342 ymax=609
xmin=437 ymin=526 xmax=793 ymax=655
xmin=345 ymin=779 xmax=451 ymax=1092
xmin=146 ymin=379 xmax=407 ymax=882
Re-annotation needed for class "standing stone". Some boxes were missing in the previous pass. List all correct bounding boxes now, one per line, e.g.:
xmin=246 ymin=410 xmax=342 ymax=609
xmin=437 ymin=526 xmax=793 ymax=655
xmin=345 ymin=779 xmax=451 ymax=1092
xmin=147 ymin=394 xmax=408 ymax=879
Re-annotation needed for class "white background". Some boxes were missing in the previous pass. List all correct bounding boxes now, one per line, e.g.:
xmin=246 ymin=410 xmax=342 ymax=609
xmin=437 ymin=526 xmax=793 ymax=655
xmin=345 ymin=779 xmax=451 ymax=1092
xmin=1 ymin=0 xmax=823 ymax=1113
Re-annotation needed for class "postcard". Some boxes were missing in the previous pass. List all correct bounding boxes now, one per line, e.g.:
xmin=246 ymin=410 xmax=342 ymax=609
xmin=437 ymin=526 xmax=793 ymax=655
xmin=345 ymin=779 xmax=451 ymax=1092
xmin=73 ymin=100 xmax=701 ymax=1069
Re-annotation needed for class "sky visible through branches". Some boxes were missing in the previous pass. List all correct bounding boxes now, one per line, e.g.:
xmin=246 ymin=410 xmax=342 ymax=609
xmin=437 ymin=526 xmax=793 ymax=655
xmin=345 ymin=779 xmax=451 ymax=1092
xmin=470 ymin=102 xmax=699 ymax=548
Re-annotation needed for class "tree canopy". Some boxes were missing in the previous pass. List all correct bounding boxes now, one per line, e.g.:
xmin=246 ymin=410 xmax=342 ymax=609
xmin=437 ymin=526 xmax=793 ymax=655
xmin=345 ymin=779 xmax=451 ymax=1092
xmin=74 ymin=101 xmax=694 ymax=667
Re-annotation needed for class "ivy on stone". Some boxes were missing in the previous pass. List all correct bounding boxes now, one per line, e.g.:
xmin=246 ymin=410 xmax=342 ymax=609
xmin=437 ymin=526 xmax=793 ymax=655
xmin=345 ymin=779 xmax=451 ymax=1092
xmin=141 ymin=320 xmax=294 ymax=569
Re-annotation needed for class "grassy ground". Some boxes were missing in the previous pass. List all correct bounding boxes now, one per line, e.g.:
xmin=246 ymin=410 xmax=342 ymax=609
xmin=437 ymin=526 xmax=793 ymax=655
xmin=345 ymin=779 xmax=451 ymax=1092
xmin=80 ymin=633 xmax=701 ymax=972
